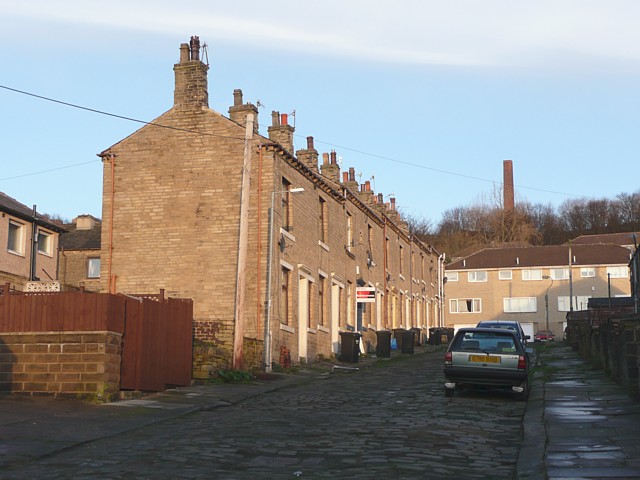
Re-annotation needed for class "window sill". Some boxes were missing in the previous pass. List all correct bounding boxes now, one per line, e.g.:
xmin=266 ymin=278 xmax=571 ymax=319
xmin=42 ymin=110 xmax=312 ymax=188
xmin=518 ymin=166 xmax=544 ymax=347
xmin=280 ymin=228 xmax=296 ymax=242
xmin=318 ymin=240 xmax=330 ymax=252
xmin=307 ymin=328 xmax=317 ymax=334
xmin=280 ymin=324 xmax=295 ymax=334
xmin=317 ymin=325 xmax=330 ymax=334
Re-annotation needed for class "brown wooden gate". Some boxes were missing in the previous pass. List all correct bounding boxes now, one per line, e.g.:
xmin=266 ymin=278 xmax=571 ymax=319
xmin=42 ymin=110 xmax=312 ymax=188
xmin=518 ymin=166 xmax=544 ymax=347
xmin=120 ymin=295 xmax=193 ymax=391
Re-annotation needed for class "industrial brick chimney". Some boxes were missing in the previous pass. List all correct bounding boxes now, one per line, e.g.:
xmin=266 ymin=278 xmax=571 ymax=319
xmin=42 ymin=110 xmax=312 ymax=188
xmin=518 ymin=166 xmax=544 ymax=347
xmin=503 ymin=160 xmax=514 ymax=212
xmin=173 ymin=36 xmax=209 ymax=110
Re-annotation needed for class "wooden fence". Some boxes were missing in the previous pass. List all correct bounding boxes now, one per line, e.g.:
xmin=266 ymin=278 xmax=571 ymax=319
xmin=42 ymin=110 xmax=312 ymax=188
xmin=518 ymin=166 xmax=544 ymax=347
xmin=0 ymin=285 xmax=193 ymax=392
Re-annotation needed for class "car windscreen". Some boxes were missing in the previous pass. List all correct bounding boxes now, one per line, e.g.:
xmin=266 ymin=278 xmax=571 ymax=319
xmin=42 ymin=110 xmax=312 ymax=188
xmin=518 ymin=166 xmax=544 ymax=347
xmin=453 ymin=331 xmax=518 ymax=353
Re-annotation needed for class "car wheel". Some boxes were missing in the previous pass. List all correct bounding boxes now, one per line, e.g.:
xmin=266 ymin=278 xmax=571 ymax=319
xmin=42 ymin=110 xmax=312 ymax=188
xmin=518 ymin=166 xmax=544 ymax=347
xmin=445 ymin=387 xmax=454 ymax=398
xmin=516 ymin=379 xmax=529 ymax=401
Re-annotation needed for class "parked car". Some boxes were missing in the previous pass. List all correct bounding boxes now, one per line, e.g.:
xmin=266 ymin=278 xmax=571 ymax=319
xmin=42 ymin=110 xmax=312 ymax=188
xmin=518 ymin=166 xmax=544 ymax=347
xmin=534 ymin=330 xmax=555 ymax=342
xmin=444 ymin=327 xmax=530 ymax=401
xmin=476 ymin=320 xmax=530 ymax=348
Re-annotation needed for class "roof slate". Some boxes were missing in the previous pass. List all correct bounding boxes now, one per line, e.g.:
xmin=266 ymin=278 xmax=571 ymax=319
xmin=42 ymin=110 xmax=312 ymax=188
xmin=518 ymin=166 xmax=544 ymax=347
xmin=446 ymin=244 xmax=631 ymax=270
xmin=59 ymin=222 xmax=102 ymax=250
xmin=0 ymin=192 xmax=66 ymax=232
xmin=570 ymin=232 xmax=640 ymax=247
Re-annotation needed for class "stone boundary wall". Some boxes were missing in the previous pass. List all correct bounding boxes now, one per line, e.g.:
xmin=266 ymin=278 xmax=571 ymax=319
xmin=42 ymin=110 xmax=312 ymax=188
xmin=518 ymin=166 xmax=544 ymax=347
xmin=569 ymin=315 xmax=640 ymax=399
xmin=0 ymin=331 xmax=122 ymax=401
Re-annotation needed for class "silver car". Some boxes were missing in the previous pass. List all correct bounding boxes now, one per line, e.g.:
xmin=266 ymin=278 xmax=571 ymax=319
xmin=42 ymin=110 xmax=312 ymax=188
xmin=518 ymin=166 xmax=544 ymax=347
xmin=444 ymin=327 xmax=530 ymax=401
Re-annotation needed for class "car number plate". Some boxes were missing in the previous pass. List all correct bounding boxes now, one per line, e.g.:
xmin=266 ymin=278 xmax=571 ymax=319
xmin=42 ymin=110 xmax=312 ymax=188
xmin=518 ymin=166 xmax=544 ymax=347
xmin=469 ymin=355 xmax=501 ymax=364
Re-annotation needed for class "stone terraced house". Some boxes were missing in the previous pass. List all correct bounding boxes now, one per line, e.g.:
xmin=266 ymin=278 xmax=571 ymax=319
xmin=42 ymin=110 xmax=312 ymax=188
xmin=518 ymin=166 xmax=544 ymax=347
xmin=59 ymin=215 xmax=102 ymax=292
xmin=98 ymin=37 xmax=442 ymax=375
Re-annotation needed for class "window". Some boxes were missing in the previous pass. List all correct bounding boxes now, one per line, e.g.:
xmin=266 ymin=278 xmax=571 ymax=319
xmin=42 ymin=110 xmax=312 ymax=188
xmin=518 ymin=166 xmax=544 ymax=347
xmin=445 ymin=272 xmax=458 ymax=282
xmin=550 ymin=268 xmax=569 ymax=280
xmin=367 ymin=225 xmax=374 ymax=267
xmin=318 ymin=276 xmax=325 ymax=327
xmin=346 ymin=212 xmax=353 ymax=252
xmin=7 ymin=220 xmax=24 ymax=254
xmin=498 ymin=270 xmax=512 ymax=280
xmin=307 ymin=279 xmax=313 ymax=328
xmin=347 ymin=281 xmax=353 ymax=326
xmin=318 ymin=197 xmax=327 ymax=243
xmin=449 ymin=298 xmax=482 ymax=313
xmin=504 ymin=297 xmax=537 ymax=313
xmin=281 ymin=178 xmax=291 ymax=231
xmin=607 ymin=266 xmax=628 ymax=279
xmin=581 ymin=267 xmax=595 ymax=278
xmin=87 ymin=258 xmax=101 ymax=279
xmin=468 ymin=270 xmax=487 ymax=282
xmin=37 ymin=230 xmax=52 ymax=256
xmin=522 ymin=269 xmax=543 ymax=281
xmin=280 ymin=266 xmax=291 ymax=325
xmin=558 ymin=295 xmax=591 ymax=312
xmin=399 ymin=245 xmax=404 ymax=275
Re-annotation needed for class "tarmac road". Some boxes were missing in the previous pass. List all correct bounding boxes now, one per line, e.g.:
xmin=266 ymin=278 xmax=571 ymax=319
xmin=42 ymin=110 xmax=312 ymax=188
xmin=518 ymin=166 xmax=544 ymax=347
xmin=1 ymin=348 xmax=527 ymax=480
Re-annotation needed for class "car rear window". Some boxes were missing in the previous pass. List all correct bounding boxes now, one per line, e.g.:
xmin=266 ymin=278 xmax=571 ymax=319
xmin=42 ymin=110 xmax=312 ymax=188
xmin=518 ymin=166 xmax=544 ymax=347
xmin=453 ymin=331 xmax=517 ymax=353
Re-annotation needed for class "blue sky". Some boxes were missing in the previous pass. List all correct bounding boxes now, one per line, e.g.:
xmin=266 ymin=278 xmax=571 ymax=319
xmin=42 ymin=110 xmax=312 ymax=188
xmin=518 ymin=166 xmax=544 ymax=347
xmin=1 ymin=1 xmax=639 ymax=225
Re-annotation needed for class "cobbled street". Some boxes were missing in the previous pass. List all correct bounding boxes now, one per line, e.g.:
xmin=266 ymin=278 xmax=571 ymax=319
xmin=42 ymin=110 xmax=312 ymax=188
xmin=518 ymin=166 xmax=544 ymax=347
xmin=3 ymin=351 xmax=526 ymax=480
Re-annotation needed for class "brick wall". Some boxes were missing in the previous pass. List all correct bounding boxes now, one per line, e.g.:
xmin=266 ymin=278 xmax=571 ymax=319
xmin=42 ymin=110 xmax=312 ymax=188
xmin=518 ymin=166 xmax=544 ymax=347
xmin=570 ymin=315 xmax=640 ymax=398
xmin=0 ymin=331 xmax=122 ymax=401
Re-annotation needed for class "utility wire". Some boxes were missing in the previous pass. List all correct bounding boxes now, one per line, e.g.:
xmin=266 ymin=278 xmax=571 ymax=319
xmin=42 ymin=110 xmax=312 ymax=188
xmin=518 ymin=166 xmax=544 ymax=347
xmin=0 ymin=160 xmax=99 ymax=181
xmin=307 ymin=136 xmax=588 ymax=199
xmin=0 ymin=85 xmax=246 ymax=140
xmin=1 ymin=84 xmax=588 ymax=200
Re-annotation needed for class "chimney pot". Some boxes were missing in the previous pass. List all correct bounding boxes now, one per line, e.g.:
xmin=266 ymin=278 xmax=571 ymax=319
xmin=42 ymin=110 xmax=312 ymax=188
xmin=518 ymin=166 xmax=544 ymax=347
xmin=322 ymin=152 xmax=330 ymax=164
xmin=330 ymin=150 xmax=337 ymax=164
xmin=281 ymin=113 xmax=288 ymax=126
xmin=307 ymin=136 xmax=314 ymax=150
xmin=377 ymin=193 xmax=384 ymax=204
xmin=179 ymin=43 xmax=190 ymax=63
xmin=271 ymin=111 xmax=280 ymax=127
xmin=190 ymin=36 xmax=200 ymax=61
xmin=390 ymin=198 xmax=396 ymax=210
xmin=233 ymin=89 xmax=243 ymax=106
xmin=342 ymin=172 xmax=349 ymax=182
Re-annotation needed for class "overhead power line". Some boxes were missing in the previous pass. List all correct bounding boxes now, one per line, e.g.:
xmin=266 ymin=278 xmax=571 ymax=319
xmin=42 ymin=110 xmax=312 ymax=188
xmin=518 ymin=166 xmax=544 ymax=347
xmin=1 ymin=84 xmax=588 ymax=200
xmin=0 ymin=85 xmax=245 ymax=141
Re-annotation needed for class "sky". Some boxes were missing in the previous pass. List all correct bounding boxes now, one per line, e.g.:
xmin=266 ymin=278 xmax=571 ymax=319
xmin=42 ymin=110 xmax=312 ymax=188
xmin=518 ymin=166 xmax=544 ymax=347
xmin=1 ymin=0 xmax=640 ymax=226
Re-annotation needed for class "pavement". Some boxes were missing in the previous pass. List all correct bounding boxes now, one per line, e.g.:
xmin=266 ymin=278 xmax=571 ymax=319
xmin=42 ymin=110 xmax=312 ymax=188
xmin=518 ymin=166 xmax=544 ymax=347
xmin=1 ymin=341 xmax=639 ymax=479
xmin=517 ymin=342 xmax=640 ymax=480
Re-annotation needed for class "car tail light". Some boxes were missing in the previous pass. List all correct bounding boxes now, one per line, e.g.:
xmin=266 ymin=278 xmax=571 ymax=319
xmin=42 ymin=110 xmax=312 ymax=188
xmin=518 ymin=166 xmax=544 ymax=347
xmin=518 ymin=355 xmax=526 ymax=370
xmin=444 ymin=351 xmax=452 ymax=366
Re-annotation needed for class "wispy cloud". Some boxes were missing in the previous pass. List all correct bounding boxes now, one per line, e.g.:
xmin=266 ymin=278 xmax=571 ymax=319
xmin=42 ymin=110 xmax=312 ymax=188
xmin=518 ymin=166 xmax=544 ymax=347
xmin=4 ymin=0 xmax=640 ymax=70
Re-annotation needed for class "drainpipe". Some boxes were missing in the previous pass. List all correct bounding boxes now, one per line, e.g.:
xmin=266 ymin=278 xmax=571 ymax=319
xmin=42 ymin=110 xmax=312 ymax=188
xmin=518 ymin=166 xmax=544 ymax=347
xmin=29 ymin=205 xmax=38 ymax=281
xmin=383 ymin=218 xmax=388 ymax=329
xmin=256 ymin=145 xmax=264 ymax=340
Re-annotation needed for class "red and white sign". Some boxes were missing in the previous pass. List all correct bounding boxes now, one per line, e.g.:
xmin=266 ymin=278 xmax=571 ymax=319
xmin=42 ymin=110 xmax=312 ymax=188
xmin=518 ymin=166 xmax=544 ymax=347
xmin=356 ymin=287 xmax=376 ymax=303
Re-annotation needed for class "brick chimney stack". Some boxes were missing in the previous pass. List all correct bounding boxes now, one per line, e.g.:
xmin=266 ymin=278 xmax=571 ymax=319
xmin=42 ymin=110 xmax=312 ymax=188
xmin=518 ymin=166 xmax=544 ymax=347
xmin=296 ymin=136 xmax=319 ymax=172
xmin=268 ymin=111 xmax=295 ymax=153
xmin=173 ymin=36 xmax=209 ymax=110
xmin=503 ymin=159 xmax=514 ymax=212
xmin=228 ymin=89 xmax=259 ymax=134
xmin=321 ymin=150 xmax=341 ymax=183
xmin=343 ymin=167 xmax=359 ymax=192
